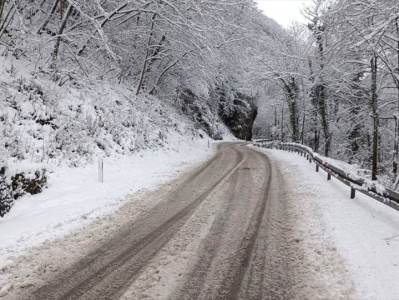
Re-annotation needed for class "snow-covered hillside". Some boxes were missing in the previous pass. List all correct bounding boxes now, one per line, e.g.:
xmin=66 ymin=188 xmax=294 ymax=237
xmin=0 ymin=50 xmax=233 ymax=213
xmin=0 ymin=54 xmax=217 ymax=164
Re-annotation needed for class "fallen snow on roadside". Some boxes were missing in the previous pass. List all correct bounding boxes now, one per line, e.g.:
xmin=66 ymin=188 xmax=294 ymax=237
xmin=264 ymin=148 xmax=399 ymax=300
xmin=0 ymin=136 xmax=214 ymax=271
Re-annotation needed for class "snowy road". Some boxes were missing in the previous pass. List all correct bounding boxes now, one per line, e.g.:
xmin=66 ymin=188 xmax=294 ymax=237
xmin=8 ymin=143 xmax=353 ymax=299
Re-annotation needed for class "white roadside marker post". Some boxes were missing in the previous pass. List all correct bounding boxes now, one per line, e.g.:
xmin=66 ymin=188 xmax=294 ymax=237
xmin=98 ymin=159 xmax=104 ymax=183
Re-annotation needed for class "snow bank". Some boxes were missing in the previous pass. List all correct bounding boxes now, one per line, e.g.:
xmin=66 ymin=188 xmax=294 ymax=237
xmin=264 ymin=148 xmax=399 ymax=300
xmin=0 ymin=137 xmax=214 ymax=269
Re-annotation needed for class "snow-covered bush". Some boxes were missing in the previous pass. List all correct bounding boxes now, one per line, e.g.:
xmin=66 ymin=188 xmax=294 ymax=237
xmin=0 ymin=168 xmax=13 ymax=217
xmin=0 ymin=167 xmax=47 ymax=218
xmin=10 ymin=169 xmax=47 ymax=198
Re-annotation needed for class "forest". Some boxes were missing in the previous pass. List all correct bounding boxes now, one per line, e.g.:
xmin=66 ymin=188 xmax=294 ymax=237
xmin=0 ymin=0 xmax=399 ymax=217
xmin=255 ymin=0 xmax=399 ymax=188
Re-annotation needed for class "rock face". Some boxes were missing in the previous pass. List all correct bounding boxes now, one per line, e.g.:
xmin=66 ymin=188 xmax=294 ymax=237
xmin=219 ymin=94 xmax=257 ymax=141
xmin=178 ymin=87 xmax=258 ymax=141
xmin=178 ymin=89 xmax=223 ymax=140
xmin=217 ymin=91 xmax=258 ymax=141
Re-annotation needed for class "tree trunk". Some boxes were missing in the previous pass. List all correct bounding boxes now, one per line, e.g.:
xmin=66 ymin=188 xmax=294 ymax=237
xmin=0 ymin=4 xmax=15 ymax=40
xmin=50 ymin=3 xmax=73 ymax=70
xmin=37 ymin=0 xmax=60 ymax=34
xmin=370 ymin=54 xmax=379 ymax=181
xmin=281 ymin=106 xmax=284 ymax=142
xmin=141 ymin=34 xmax=166 ymax=93
xmin=136 ymin=13 xmax=156 ymax=95
xmin=394 ymin=117 xmax=398 ymax=176
xmin=280 ymin=77 xmax=299 ymax=142
xmin=394 ymin=18 xmax=399 ymax=176
xmin=273 ymin=106 xmax=278 ymax=140
xmin=314 ymin=129 xmax=319 ymax=153
xmin=0 ymin=0 xmax=5 ymax=22
xmin=301 ymin=114 xmax=305 ymax=144
xmin=313 ymin=24 xmax=331 ymax=156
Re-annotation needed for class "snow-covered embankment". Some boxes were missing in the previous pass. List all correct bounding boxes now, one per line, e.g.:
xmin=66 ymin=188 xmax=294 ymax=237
xmin=263 ymin=148 xmax=399 ymax=300
xmin=0 ymin=138 xmax=214 ymax=273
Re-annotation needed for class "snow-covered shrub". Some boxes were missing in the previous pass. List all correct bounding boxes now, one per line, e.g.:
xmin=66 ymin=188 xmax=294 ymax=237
xmin=0 ymin=168 xmax=13 ymax=218
xmin=10 ymin=169 xmax=47 ymax=199
xmin=0 ymin=183 xmax=13 ymax=217
xmin=0 ymin=167 xmax=47 ymax=218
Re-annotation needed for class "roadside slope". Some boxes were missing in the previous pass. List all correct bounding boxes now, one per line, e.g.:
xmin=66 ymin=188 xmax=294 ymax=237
xmin=0 ymin=138 xmax=215 ymax=297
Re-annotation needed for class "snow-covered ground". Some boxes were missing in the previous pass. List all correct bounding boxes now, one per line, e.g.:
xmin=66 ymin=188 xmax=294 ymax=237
xmin=0 ymin=136 xmax=214 ymax=271
xmin=262 ymin=147 xmax=399 ymax=300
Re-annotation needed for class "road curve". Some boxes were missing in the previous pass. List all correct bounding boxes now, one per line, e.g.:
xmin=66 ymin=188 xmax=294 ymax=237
xmin=29 ymin=142 xmax=290 ymax=300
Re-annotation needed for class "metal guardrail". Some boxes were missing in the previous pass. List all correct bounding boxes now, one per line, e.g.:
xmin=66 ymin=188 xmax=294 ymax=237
xmin=253 ymin=140 xmax=399 ymax=212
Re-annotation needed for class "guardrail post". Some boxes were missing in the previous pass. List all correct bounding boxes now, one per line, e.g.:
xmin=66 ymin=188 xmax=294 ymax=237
xmin=350 ymin=187 xmax=356 ymax=199
xmin=316 ymin=164 xmax=319 ymax=172
xmin=327 ymin=173 xmax=331 ymax=181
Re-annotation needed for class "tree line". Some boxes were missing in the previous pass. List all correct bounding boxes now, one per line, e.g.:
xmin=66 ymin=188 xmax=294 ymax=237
xmin=260 ymin=0 xmax=399 ymax=185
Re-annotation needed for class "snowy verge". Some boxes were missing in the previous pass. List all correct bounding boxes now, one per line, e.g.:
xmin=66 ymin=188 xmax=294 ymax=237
xmin=260 ymin=147 xmax=399 ymax=300
xmin=0 ymin=137 xmax=215 ymax=270
xmin=259 ymin=142 xmax=394 ymax=200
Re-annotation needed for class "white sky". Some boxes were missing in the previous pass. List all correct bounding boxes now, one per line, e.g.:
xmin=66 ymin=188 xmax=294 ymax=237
xmin=255 ymin=0 xmax=312 ymax=28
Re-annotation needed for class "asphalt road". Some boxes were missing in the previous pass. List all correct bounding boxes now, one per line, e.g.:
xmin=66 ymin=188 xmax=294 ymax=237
xmin=29 ymin=143 xmax=294 ymax=300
